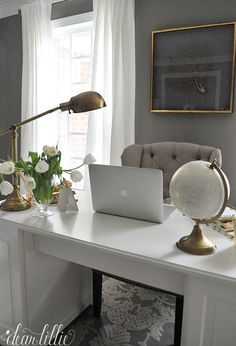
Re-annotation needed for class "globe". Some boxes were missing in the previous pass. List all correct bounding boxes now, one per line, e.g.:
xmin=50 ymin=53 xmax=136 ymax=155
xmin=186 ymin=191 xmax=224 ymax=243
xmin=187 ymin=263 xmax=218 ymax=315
xmin=170 ymin=160 xmax=229 ymax=220
xmin=169 ymin=160 xmax=229 ymax=255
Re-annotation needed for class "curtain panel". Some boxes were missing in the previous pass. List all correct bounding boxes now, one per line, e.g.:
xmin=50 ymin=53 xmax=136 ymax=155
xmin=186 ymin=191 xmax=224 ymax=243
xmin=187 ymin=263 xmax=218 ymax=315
xmin=21 ymin=0 xmax=57 ymax=159
xmin=87 ymin=0 xmax=135 ymax=165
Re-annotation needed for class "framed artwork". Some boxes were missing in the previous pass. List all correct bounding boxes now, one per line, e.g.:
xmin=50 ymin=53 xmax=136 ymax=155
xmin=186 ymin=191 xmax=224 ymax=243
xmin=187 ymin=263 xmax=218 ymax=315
xmin=151 ymin=22 xmax=236 ymax=113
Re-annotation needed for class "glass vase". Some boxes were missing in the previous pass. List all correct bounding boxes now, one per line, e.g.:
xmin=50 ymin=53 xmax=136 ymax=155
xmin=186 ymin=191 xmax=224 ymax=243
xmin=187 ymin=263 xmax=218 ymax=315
xmin=33 ymin=177 xmax=54 ymax=217
xmin=36 ymin=202 xmax=54 ymax=217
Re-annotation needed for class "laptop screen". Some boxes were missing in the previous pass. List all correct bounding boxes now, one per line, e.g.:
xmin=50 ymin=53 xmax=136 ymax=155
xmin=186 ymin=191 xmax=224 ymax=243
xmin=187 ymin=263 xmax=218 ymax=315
xmin=89 ymin=164 xmax=175 ymax=223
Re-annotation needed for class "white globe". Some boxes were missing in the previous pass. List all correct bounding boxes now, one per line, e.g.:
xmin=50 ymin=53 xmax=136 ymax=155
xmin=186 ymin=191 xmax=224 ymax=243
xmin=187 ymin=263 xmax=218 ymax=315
xmin=169 ymin=161 xmax=229 ymax=220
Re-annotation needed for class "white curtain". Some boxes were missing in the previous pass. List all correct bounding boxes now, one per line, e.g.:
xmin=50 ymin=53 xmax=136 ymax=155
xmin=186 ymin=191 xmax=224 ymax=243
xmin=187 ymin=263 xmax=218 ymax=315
xmin=87 ymin=0 xmax=135 ymax=165
xmin=21 ymin=0 xmax=57 ymax=159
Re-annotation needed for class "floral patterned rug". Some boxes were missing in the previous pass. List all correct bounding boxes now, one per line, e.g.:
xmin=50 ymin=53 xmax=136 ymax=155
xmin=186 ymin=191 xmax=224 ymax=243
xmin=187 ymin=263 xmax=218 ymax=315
xmin=62 ymin=277 xmax=175 ymax=346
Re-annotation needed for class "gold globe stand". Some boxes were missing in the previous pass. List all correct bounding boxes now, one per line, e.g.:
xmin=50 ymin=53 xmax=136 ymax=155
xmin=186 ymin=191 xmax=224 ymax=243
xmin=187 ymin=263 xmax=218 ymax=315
xmin=176 ymin=160 xmax=229 ymax=255
xmin=177 ymin=222 xmax=217 ymax=255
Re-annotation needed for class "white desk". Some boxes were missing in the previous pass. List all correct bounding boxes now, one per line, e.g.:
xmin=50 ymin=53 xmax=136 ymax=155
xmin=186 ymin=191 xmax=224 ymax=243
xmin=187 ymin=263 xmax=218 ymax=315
xmin=0 ymin=192 xmax=236 ymax=346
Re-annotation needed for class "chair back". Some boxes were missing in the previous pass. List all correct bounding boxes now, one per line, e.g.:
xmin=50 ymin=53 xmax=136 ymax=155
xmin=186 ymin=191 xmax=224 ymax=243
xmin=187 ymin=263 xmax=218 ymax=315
xmin=121 ymin=142 xmax=222 ymax=199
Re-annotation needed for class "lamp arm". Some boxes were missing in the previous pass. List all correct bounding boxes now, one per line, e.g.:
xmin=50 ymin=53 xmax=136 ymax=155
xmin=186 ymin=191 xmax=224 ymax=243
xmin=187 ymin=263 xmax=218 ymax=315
xmin=15 ymin=106 xmax=60 ymax=129
xmin=0 ymin=127 xmax=14 ymax=137
xmin=0 ymin=91 xmax=106 ymax=139
xmin=0 ymin=106 xmax=60 ymax=139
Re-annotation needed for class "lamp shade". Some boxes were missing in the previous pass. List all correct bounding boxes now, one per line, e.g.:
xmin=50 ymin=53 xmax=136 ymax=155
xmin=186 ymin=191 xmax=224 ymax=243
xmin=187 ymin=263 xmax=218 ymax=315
xmin=59 ymin=91 xmax=106 ymax=113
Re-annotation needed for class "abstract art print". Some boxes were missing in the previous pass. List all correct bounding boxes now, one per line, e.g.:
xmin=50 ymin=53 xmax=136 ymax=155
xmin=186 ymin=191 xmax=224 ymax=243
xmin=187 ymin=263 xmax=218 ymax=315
xmin=151 ymin=22 xmax=236 ymax=113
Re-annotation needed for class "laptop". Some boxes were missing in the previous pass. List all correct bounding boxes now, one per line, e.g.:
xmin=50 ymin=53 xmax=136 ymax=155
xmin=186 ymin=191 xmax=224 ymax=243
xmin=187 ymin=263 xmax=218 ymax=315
xmin=89 ymin=164 xmax=176 ymax=223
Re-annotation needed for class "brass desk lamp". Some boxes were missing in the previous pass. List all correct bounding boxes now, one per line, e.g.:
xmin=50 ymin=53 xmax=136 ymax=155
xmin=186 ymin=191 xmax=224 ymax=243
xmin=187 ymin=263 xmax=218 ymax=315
xmin=0 ymin=91 xmax=106 ymax=211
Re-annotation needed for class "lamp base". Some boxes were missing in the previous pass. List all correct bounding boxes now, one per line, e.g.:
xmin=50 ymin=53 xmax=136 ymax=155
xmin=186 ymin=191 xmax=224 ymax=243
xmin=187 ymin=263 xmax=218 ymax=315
xmin=1 ymin=187 xmax=31 ymax=211
xmin=176 ymin=223 xmax=216 ymax=255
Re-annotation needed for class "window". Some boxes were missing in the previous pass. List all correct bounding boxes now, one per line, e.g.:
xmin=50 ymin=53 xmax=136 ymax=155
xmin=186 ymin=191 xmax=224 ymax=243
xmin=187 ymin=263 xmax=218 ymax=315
xmin=52 ymin=13 xmax=93 ymax=187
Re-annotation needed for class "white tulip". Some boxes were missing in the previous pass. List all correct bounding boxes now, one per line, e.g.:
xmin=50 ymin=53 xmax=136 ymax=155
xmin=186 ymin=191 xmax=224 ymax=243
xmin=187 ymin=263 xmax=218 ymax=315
xmin=49 ymin=147 xmax=58 ymax=156
xmin=43 ymin=145 xmax=50 ymax=155
xmin=83 ymin=153 xmax=96 ymax=165
xmin=43 ymin=145 xmax=58 ymax=157
xmin=0 ymin=181 xmax=14 ymax=195
xmin=25 ymin=176 xmax=36 ymax=190
xmin=0 ymin=161 xmax=15 ymax=175
xmin=35 ymin=160 xmax=49 ymax=173
xmin=70 ymin=170 xmax=83 ymax=183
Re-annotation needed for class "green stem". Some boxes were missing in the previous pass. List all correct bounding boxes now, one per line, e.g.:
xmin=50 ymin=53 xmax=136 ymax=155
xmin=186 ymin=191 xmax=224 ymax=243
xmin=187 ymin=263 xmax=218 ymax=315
xmin=63 ymin=162 xmax=85 ymax=173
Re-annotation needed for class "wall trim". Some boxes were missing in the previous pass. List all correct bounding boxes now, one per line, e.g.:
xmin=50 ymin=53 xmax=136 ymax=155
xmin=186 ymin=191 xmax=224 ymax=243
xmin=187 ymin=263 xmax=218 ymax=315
xmin=52 ymin=11 xmax=93 ymax=28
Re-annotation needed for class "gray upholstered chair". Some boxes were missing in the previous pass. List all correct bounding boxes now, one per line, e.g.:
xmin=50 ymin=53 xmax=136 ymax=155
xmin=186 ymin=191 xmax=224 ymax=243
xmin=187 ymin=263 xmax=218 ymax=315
xmin=93 ymin=141 xmax=222 ymax=346
xmin=121 ymin=142 xmax=222 ymax=199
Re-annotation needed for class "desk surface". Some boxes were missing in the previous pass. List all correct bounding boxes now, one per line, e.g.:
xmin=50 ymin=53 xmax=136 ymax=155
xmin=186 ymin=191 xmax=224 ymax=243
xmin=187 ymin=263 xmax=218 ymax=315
xmin=0 ymin=191 xmax=236 ymax=285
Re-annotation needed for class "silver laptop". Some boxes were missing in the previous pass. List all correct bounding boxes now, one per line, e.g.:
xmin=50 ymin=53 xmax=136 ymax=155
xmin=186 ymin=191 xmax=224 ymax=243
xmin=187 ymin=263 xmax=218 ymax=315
xmin=89 ymin=164 xmax=176 ymax=223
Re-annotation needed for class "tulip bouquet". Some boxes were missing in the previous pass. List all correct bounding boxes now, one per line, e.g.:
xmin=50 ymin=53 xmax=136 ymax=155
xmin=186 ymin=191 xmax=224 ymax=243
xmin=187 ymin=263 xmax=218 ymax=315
xmin=0 ymin=145 xmax=96 ymax=206
xmin=0 ymin=161 xmax=16 ymax=196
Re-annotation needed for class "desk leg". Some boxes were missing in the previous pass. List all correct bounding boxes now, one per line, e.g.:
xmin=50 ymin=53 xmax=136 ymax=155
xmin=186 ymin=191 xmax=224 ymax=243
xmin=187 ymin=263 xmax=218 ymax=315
xmin=174 ymin=296 xmax=184 ymax=346
xmin=93 ymin=269 xmax=103 ymax=317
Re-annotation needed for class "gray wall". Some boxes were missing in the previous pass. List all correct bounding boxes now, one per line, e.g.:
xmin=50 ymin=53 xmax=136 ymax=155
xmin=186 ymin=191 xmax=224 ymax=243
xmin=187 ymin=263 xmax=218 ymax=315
xmin=0 ymin=14 xmax=22 ymax=159
xmin=135 ymin=0 xmax=236 ymax=205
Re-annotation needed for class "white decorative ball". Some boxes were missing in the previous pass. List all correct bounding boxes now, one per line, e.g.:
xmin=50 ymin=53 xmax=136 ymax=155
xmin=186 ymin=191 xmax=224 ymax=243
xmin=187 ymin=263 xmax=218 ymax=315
xmin=169 ymin=161 xmax=229 ymax=220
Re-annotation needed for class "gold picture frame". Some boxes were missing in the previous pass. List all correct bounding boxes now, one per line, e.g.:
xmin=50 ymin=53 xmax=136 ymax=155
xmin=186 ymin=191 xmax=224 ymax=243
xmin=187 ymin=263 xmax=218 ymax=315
xmin=151 ymin=22 xmax=236 ymax=113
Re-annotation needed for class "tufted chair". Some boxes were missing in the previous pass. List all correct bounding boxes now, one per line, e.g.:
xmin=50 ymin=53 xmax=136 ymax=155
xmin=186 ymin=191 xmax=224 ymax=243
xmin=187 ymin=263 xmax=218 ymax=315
xmin=121 ymin=142 xmax=222 ymax=199
xmin=93 ymin=141 xmax=222 ymax=346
